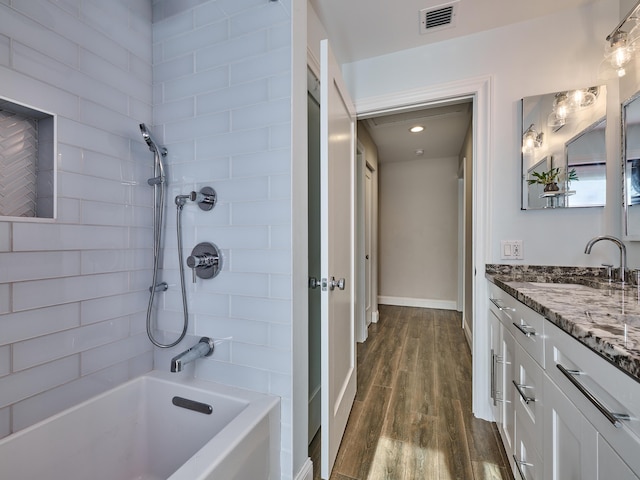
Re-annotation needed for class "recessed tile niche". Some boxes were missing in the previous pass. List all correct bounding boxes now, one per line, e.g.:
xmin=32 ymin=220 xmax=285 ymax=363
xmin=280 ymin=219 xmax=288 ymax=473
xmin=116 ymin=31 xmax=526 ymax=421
xmin=0 ymin=97 xmax=56 ymax=220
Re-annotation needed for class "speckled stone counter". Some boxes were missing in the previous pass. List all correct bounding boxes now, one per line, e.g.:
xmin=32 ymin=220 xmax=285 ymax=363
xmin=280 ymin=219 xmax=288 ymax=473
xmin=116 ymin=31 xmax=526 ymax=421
xmin=486 ymin=264 xmax=640 ymax=384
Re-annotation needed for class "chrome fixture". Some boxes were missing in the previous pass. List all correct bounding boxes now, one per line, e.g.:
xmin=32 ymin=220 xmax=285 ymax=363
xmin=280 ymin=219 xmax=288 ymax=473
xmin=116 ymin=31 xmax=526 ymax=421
xmin=522 ymin=124 xmax=543 ymax=154
xmin=170 ymin=337 xmax=214 ymax=373
xmin=140 ymin=123 xmax=167 ymax=186
xmin=175 ymin=186 xmax=217 ymax=211
xmin=187 ymin=242 xmax=223 ymax=283
xmin=584 ymin=235 xmax=627 ymax=284
xmin=603 ymin=1 xmax=640 ymax=78
xmin=140 ymin=123 xmax=189 ymax=349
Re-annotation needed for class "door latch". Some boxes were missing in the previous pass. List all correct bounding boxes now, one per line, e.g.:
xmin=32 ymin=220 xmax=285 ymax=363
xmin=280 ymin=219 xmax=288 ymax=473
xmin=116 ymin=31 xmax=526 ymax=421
xmin=329 ymin=276 xmax=346 ymax=291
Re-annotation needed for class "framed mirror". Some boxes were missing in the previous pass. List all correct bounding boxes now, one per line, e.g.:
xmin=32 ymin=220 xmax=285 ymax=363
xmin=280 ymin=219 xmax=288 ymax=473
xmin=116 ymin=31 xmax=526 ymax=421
xmin=521 ymin=85 xmax=607 ymax=209
xmin=623 ymin=91 xmax=640 ymax=238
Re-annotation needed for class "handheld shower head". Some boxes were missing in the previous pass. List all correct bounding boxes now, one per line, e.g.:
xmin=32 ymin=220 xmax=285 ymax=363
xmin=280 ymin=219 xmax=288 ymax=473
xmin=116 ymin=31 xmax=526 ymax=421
xmin=139 ymin=123 xmax=167 ymax=156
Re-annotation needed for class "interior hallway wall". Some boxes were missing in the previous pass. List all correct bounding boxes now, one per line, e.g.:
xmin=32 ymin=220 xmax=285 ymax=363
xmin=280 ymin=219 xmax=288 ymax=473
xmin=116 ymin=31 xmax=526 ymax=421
xmin=0 ymin=0 xmax=154 ymax=439
xmin=378 ymin=156 xmax=459 ymax=308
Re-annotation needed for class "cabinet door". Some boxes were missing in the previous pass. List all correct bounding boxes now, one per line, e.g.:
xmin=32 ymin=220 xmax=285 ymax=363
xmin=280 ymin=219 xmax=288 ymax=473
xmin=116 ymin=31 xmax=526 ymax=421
xmin=489 ymin=306 xmax=515 ymax=458
xmin=544 ymin=375 xmax=597 ymax=480
xmin=489 ymin=309 xmax=503 ymax=426
xmin=599 ymin=436 xmax=639 ymax=480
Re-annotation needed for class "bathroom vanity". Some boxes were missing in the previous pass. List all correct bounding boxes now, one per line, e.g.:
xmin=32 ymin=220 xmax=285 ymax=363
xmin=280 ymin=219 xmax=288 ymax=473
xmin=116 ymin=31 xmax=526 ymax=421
xmin=486 ymin=265 xmax=640 ymax=480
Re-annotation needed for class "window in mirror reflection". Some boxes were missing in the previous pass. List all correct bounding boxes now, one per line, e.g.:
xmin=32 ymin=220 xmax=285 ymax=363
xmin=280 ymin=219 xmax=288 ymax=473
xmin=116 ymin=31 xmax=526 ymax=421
xmin=521 ymin=85 xmax=606 ymax=210
xmin=623 ymin=90 xmax=640 ymax=237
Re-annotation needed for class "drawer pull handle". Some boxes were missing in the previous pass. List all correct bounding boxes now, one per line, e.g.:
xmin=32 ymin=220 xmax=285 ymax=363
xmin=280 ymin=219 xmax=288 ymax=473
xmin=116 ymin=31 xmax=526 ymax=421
xmin=490 ymin=298 xmax=515 ymax=311
xmin=556 ymin=364 xmax=630 ymax=428
xmin=513 ymin=454 xmax=533 ymax=480
xmin=513 ymin=381 xmax=536 ymax=404
xmin=513 ymin=322 xmax=537 ymax=337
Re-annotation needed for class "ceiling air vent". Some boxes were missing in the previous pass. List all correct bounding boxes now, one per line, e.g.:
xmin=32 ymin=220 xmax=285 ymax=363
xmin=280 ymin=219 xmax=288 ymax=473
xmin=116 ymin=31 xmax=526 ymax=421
xmin=419 ymin=1 xmax=459 ymax=34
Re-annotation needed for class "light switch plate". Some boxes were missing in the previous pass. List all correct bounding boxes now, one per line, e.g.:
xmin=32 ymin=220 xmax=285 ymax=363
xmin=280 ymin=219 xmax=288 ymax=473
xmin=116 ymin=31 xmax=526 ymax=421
xmin=501 ymin=240 xmax=523 ymax=260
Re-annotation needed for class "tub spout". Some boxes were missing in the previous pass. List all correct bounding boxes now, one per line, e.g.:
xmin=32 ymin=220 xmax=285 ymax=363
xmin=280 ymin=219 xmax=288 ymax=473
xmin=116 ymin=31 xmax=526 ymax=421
xmin=170 ymin=337 xmax=214 ymax=373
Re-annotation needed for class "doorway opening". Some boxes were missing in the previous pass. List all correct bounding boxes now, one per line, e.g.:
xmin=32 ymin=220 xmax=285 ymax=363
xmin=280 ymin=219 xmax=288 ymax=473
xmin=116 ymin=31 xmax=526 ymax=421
xmin=306 ymin=58 xmax=493 ymax=479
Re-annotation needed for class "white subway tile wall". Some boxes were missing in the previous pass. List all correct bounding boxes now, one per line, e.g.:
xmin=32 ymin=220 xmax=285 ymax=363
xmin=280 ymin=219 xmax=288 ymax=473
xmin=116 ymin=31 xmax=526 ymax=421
xmin=0 ymin=0 xmax=295 ymax=476
xmin=152 ymin=0 xmax=293 ymax=474
xmin=0 ymin=0 xmax=154 ymax=437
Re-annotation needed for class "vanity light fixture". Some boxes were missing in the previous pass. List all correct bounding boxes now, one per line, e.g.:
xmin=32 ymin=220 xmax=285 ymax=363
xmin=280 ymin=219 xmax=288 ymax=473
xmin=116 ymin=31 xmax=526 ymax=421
xmin=522 ymin=124 xmax=543 ymax=154
xmin=409 ymin=125 xmax=424 ymax=133
xmin=569 ymin=87 xmax=599 ymax=108
xmin=603 ymin=1 xmax=640 ymax=78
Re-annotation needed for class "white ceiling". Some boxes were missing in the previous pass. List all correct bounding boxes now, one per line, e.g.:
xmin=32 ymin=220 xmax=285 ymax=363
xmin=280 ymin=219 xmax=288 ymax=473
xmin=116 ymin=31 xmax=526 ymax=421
xmin=361 ymin=100 xmax=472 ymax=164
xmin=309 ymin=0 xmax=597 ymax=164
xmin=309 ymin=0 xmax=598 ymax=65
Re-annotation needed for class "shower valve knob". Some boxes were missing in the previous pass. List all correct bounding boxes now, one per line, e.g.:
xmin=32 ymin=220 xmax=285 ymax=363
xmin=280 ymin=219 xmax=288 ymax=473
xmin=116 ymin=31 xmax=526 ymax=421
xmin=186 ymin=253 xmax=217 ymax=269
xmin=187 ymin=242 xmax=223 ymax=282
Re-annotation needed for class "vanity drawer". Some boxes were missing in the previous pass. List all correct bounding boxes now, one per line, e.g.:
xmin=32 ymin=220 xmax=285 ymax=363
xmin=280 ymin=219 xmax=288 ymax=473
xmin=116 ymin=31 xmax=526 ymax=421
xmin=488 ymin=284 xmax=545 ymax=367
xmin=513 ymin=408 xmax=543 ymax=480
xmin=545 ymin=321 xmax=640 ymax=475
xmin=513 ymin=343 xmax=544 ymax=457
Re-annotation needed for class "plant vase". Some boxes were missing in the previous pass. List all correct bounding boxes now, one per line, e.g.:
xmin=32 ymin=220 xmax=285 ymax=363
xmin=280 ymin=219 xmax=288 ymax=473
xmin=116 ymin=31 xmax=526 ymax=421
xmin=543 ymin=182 xmax=559 ymax=192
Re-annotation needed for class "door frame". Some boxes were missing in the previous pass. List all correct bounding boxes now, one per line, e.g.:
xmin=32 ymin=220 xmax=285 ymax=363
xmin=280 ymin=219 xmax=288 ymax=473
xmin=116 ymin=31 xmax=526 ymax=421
xmin=354 ymin=76 xmax=493 ymax=421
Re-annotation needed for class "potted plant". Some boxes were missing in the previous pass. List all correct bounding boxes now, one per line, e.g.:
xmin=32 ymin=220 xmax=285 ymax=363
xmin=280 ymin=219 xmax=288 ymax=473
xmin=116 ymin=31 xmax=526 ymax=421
xmin=527 ymin=167 xmax=578 ymax=192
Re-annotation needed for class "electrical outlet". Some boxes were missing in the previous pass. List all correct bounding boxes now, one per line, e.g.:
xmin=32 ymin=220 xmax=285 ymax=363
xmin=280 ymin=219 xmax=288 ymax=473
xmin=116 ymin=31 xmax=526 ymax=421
xmin=501 ymin=240 xmax=524 ymax=260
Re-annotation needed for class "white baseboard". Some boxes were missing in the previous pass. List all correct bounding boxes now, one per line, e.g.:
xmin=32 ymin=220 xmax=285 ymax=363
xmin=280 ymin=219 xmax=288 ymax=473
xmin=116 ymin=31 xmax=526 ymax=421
xmin=294 ymin=458 xmax=314 ymax=480
xmin=371 ymin=310 xmax=379 ymax=323
xmin=378 ymin=296 xmax=457 ymax=311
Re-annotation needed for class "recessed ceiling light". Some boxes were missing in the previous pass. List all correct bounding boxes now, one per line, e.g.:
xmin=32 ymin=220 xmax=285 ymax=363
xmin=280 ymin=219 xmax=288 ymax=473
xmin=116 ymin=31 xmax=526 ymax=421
xmin=409 ymin=125 xmax=424 ymax=133
xmin=415 ymin=149 xmax=424 ymax=156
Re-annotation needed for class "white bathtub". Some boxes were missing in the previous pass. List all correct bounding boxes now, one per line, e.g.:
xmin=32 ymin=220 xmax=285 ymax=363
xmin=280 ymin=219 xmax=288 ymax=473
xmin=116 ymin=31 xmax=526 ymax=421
xmin=0 ymin=371 xmax=280 ymax=480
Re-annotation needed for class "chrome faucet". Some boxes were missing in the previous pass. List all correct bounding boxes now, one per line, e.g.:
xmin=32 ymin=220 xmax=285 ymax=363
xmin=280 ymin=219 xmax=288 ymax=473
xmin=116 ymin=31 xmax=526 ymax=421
xmin=170 ymin=337 xmax=214 ymax=373
xmin=584 ymin=235 xmax=627 ymax=284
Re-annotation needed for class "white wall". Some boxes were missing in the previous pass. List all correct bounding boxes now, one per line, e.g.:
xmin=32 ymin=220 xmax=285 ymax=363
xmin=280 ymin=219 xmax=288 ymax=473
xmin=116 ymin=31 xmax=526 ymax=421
xmin=150 ymin=0 xmax=297 ymax=477
xmin=0 ymin=0 xmax=154 ymax=439
xmin=378 ymin=156 xmax=459 ymax=307
xmin=343 ymin=0 xmax=622 ymax=269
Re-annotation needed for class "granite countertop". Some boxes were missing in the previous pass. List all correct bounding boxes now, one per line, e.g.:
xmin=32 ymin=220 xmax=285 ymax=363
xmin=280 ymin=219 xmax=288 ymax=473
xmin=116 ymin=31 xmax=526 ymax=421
xmin=486 ymin=264 xmax=640 ymax=384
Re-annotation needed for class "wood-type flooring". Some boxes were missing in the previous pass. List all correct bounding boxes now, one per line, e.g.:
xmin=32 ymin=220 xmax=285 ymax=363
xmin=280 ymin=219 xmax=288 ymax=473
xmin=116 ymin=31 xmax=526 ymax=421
xmin=309 ymin=305 xmax=513 ymax=480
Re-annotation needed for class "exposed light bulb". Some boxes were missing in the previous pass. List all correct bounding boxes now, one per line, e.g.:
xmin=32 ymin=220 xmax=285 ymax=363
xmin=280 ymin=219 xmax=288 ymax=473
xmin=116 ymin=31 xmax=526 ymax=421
xmin=606 ymin=30 xmax=633 ymax=78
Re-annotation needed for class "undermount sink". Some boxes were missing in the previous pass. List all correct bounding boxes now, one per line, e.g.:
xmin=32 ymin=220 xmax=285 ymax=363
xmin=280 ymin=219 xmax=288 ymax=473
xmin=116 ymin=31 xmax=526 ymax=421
xmin=528 ymin=282 xmax=592 ymax=289
xmin=528 ymin=282 xmax=597 ymax=290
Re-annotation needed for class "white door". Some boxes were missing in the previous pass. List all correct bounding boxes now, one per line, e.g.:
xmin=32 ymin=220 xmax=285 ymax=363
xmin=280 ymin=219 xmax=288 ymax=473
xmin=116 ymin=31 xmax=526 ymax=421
xmin=364 ymin=166 xmax=373 ymax=326
xmin=320 ymin=39 xmax=357 ymax=480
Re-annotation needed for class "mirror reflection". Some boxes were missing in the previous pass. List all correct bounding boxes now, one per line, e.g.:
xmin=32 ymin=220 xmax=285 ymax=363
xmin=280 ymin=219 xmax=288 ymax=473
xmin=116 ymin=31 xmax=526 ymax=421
xmin=521 ymin=85 xmax=607 ymax=209
xmin=623 ymin=91 xmax=640 ymax=237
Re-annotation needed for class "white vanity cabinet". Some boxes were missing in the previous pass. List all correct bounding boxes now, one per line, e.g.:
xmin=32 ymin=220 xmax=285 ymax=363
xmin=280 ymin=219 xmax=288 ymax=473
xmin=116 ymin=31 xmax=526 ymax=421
xmin=488 ymin=280 xmax=640 ymax=480
xmin=489 ymin=283 xmax=544 ymax=479
xmin=545 ymin=320 xmax=640 ymax=479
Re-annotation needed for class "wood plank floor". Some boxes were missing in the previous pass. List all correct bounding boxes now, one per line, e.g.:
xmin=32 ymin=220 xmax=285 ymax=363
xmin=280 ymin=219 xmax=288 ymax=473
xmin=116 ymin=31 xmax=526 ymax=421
xmin=309 ymin=305 xmax=513 ymax=480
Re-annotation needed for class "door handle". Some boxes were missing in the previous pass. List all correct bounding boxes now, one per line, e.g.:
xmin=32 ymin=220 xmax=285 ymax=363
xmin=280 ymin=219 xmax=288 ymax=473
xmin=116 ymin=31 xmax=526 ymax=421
xmin=329 ymin=276 xmax=346 ymax=291
xmin=309 ymin=277 xmax=321 ymax=289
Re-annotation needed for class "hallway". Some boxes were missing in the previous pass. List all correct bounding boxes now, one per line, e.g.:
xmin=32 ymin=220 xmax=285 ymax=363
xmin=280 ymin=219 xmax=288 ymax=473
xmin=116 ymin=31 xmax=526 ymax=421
xmin=310 ymin=305 xmax=513 ymax=480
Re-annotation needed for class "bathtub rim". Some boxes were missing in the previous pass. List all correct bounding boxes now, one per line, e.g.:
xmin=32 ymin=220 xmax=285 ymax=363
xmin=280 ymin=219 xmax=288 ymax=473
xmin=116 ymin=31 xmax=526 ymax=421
xmin=0 ymin=369 xmax=281 ymax=480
